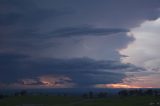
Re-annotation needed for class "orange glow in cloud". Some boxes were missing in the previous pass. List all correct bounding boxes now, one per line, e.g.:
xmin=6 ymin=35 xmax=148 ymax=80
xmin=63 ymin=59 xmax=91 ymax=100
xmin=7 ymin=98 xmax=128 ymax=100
xmin=105 ymin=83 xmax=142 ymax=89
xmin=95 ymin=83 xmax=150 ymax=89
xmin=38 ymin=75 xmax=75 ymax=88
xmin=40 ymin=80 xmax=54 ymax=87
xmin=0 ymin=75 xmax=75 ymax=89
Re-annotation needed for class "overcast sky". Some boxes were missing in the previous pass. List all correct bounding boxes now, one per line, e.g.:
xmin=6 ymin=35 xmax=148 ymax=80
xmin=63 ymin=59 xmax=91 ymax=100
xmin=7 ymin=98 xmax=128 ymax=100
xmin=0 ymin=0 xmax=160 ymax=89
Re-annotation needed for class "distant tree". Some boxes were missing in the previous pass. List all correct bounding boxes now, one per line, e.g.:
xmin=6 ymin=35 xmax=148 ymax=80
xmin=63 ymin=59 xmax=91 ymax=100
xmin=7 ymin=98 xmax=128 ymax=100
xmin=14 ymin=92 xmax=19 ymax=96
xmin=154 ymin=90 xmax=160 ymax=96
xmin=118 ymin=90 xmax=128 ymax=96
xmin=145 ymin=89 xmax=153 ymax=96
xmin=128 ymin=89 xmax=140 ymax=96
xmin=20 ymin=90 xmax=27 ymax=96
xmin=0 ymin=94 xmax=5 ymax=99
xmin=118 ymin=89 xmax=160 ymax=97
xmin=137 ymin=89 xmax=144 ymax=96
xmin=89 ymin=91 xmax=93 ymax=98
xmin=82 ymin=93 xmax=88 ymax=98
xmin=97 ymin=92 xmax=108 ymax=98
xmin=63 ymin=93 xmax=67 ymax=97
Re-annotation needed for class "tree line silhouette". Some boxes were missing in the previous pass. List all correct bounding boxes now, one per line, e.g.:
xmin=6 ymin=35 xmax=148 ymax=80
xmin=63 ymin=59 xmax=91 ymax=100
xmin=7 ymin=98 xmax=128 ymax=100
xmin=0 ymin=89 xmax=160 ymax=100
xmin=82 ymin=91 xmax=108 ymax=98
xmin=82 ymin=89 xmax=160 ymax=98
xmin=118 ymin=89 xmax=160 ymax=96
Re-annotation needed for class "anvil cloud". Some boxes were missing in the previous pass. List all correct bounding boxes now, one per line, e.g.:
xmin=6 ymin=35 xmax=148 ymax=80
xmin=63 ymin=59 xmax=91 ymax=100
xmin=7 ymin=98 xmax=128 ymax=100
xmin=0 ymin=0 xmax=160 ymax=89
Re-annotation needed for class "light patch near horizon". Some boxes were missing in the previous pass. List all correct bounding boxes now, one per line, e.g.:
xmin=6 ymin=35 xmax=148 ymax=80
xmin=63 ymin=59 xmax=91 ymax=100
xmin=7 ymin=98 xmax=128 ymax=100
xmin=95 ymin=83 xmax=141 ymax=89
xmin=119 ymin=18 xmax=160 ymax=71
xmin=95 ymin=73 xmax=160 ymax=88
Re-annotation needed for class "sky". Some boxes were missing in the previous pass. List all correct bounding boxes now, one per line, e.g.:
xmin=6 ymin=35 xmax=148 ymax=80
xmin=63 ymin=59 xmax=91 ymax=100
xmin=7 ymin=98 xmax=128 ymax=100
xmin=0 ymin=0 xmax=160 ymax=89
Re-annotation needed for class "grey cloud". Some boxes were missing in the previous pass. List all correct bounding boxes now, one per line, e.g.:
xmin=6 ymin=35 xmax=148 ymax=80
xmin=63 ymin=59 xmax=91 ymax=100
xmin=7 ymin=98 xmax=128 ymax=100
xmin=0 ymin=53 xmax=144 ymax=87
xmin=32 ymin=57 xmax=143 ymax=72
xmin=0 ymin=25 xmax=130 ymax=60
xmin=49 ymin=26 xmax=129 ymax=37
xmin=0 ymin=8 xmax=70 ymax=26
xmin=0 ymin=0 xmax=72 ymax=26
xmin=0 ymin=0 xmax=160 ymax=88
xmin=0 ymin=0 xmax=159 ymax=60
xmin=1 ymin=26 xmax=129 ymax=40
xmin=16 ymin=75 xmax=74 ymax=88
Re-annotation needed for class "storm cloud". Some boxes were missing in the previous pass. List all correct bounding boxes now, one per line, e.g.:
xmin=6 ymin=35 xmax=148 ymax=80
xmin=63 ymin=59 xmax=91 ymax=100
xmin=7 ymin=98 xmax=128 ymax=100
xmin=49 ymin=26 xmax=129 ymax=37
xmin=0 ymin=0 xmax=71 ymax=26
xmin=0 ymin=0 xmax=160 ymax=89
xmin=0 ymin=53 xmax=144 ymax=88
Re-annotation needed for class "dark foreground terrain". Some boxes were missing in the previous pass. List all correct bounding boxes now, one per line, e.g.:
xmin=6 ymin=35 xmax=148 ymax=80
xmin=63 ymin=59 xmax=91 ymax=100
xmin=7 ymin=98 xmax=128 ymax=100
xmin=0 ymin=95 xmax=160 ymax=106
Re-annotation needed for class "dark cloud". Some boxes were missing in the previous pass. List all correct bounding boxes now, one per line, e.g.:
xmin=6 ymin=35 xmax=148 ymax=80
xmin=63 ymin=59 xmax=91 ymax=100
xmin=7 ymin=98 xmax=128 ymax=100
xmin=0 ymin=0 xmax=160 ymax=88
xmin=0 ymin=53 xmax=144 ymax=87
xmin=15 ymin=75 xmax=74 ymax=88
xmin=1 ymin=26 xmax=129 ymax=39
xmin=0 ymin=0 xmax=159 ymax=59
xmin=0 ymin=53 xmax=28 ymax=62
xmin=0 ymin=0 xmax=72 ymax=26
xmin=0 ymin=25 xmax=130 ymax=61
xmin=49 ymin=26 xmax=129 ymax=37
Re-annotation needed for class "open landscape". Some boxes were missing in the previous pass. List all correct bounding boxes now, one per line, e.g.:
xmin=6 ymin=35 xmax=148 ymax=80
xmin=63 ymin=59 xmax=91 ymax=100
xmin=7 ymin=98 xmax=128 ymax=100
xmin=0 ymin=95 xmax=160 ymax=106
xmin=1 ymin=89 xmax=160 ymax=106
xmin=1 ymin=0 xmax=160 ymax=106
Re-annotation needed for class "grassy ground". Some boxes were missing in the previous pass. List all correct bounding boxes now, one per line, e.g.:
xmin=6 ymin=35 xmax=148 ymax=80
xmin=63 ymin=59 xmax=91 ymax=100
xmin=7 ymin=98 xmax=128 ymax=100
xmin=0 ymin=95 xmax=160 ymax=106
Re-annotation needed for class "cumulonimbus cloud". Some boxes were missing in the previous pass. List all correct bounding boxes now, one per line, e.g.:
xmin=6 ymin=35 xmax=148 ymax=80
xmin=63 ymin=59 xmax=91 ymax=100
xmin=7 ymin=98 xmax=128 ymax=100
xmin=119 ymin=18 xmax=160 ymax=71
xmin=0 ymin=75 xmax=75 ymax=89
xmin=49 ymin=26 xmax=129 ymax=37
xmin=0 ymin=53 xmax=144 ymax=88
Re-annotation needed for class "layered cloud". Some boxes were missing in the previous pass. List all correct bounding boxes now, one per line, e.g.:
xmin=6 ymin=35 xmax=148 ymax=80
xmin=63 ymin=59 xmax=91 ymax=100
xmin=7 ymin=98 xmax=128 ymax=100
xmin=0 ymin=0 xmax=160 ymax=89
xmin=120 ymin=18 xmax=160 ymax=71
xmin=102 ymin=72 xmax=160 ymax=88
xmin=12 ymin=75 xmax=74 ymax=88
xmin=0 ymin=0 xmax=71 ymax=26
xmin=1 ymin=0 xmax=160 ymax=61
xmin=49 ymin=26 xmax=128 ymax=37
xmin=0 ymin=53 xmax=145 ymax=88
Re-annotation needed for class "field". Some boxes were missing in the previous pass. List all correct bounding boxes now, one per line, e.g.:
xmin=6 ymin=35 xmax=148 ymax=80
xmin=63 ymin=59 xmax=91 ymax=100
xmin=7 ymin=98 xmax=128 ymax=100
xmin=0 ymin=95 xmax=160 ymax=106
